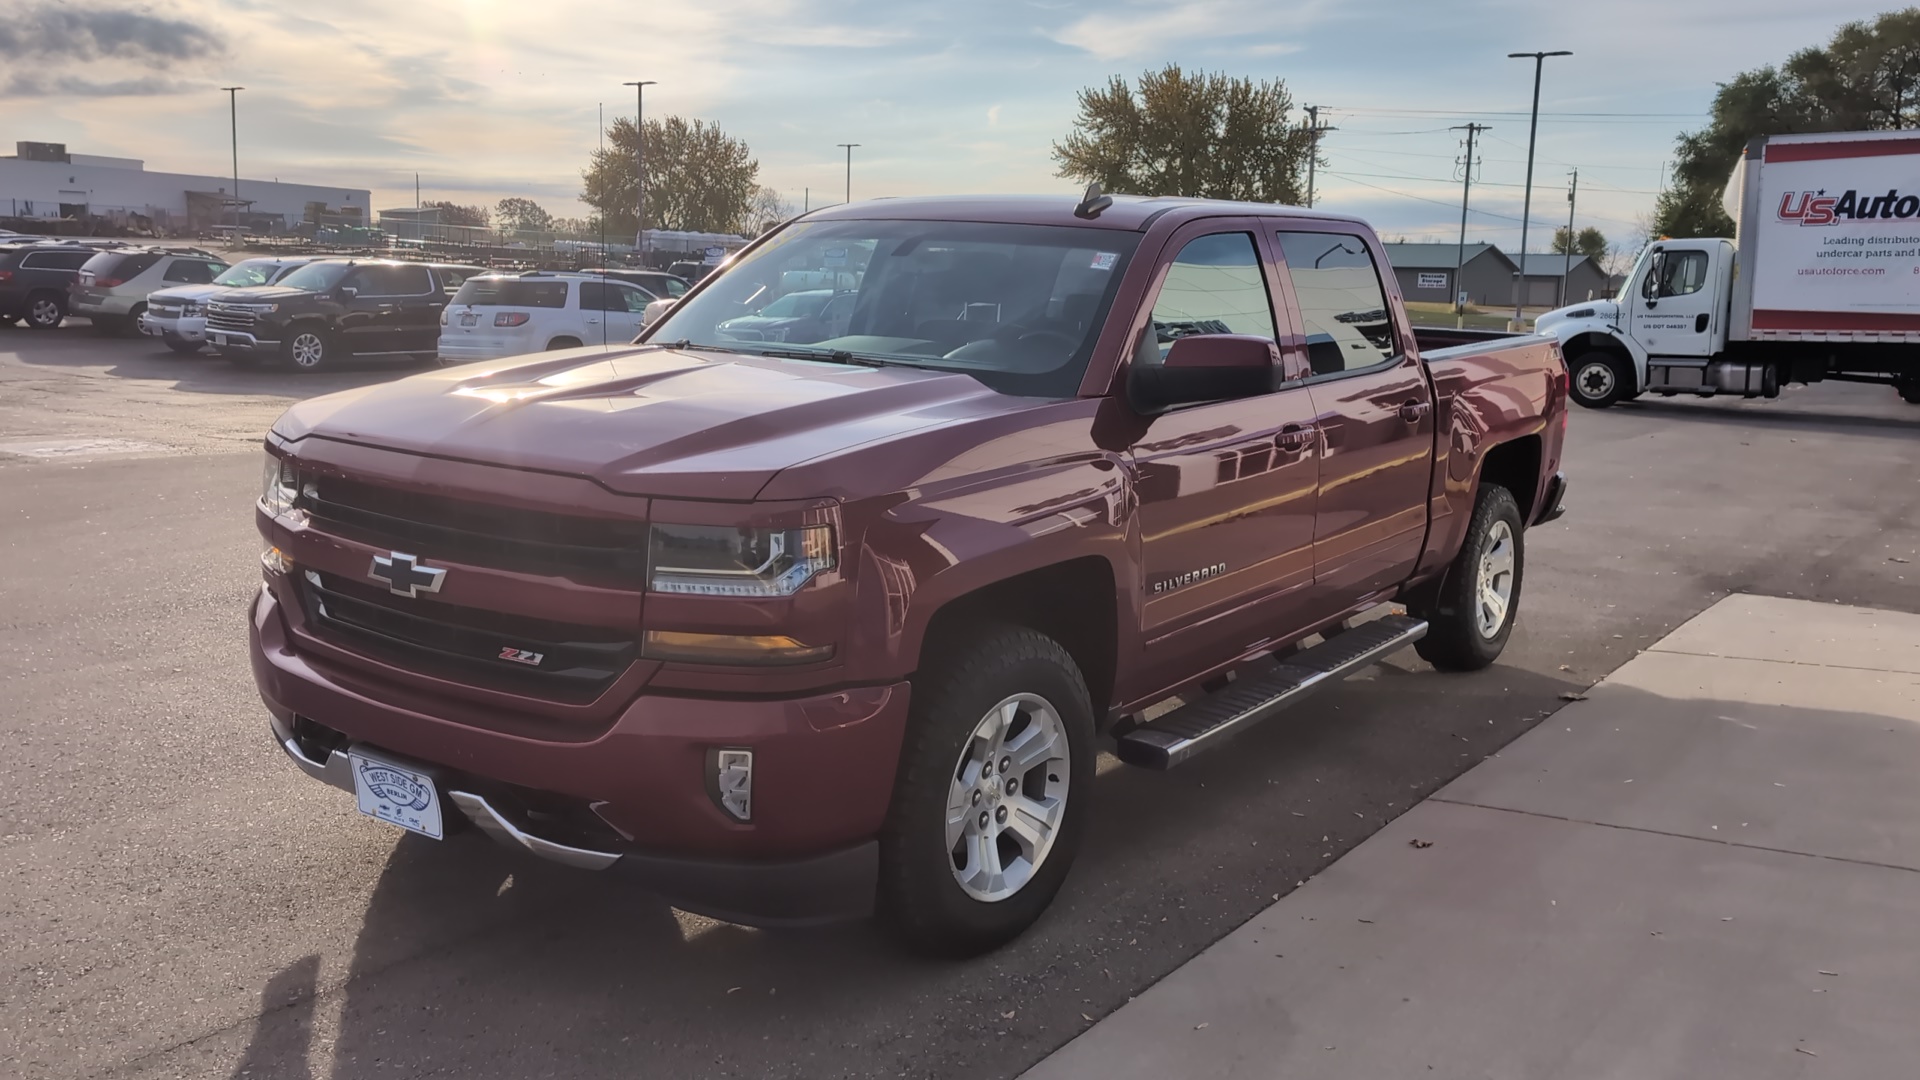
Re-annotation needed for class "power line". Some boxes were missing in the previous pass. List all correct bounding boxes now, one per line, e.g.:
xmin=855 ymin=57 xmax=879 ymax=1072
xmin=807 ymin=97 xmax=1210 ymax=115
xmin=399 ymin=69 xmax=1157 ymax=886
xmin=1329 ymin=106 xmax=1707 ymax=118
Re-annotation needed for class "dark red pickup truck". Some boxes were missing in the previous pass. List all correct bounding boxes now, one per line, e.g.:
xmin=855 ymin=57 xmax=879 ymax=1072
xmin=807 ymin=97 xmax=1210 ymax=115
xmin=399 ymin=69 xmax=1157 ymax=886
xmin=252 ymin=193 xmax=1568 ymax=954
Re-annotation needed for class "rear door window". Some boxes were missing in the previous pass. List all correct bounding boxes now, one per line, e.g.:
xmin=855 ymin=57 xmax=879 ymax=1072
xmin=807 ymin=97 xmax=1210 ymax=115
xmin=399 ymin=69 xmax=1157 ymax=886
xmin=451 ymin=278 xmax=569 ymax=308
xmin=357 ymin=264 xmax=434 ymax=295
xmin=163 ymin=259 xmax=221 ymax=284
xmin=81 ymin=251 xmax=161 ymax=281
xmin=1275 ymin=231 xmax=1398 ymax=375
xmin=579 ymin=281 xmax=650 ymax=312
xmin=21 ymin=251 xmax=94 ymax=271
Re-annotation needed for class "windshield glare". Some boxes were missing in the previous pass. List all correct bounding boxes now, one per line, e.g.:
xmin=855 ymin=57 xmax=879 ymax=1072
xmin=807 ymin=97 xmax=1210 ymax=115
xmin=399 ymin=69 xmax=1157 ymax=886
xmin=276 ymin=262 xmax=351 ymax=291
xmin=215 ymin=260 xmax=278 ymax=287
xmin=647 ymin=220 xmax=1138 ymax=397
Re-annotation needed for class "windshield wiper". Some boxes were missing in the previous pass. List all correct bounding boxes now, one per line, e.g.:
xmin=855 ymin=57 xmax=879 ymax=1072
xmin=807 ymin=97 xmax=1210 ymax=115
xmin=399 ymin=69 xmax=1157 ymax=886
xmin=748 ymin=346 xmax=889 ymax=368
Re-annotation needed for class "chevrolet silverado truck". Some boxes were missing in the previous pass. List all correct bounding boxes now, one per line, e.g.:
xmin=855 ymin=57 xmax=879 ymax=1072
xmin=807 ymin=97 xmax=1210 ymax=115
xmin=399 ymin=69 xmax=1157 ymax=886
xmin=210 ymin=259 xmax=483 ymax=372
xmin=251 ymin=193 xmax=1569 ymax=955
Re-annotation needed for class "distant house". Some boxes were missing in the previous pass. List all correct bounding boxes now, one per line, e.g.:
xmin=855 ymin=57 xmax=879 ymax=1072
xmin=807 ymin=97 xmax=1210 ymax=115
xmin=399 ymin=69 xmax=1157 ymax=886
xmin=1516 ymin=254 xmax=1614 ymax=308
xmin=1380 ymin=243 xmax=1518 ymax=307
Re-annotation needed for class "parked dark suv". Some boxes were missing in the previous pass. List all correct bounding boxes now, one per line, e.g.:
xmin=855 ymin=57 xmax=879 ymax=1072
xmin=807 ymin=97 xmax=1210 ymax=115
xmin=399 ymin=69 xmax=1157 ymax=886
xmin=208 ymin=260 xmax=482 ymax=372
xmin=0 ymin=243 xmax=101 ymax=329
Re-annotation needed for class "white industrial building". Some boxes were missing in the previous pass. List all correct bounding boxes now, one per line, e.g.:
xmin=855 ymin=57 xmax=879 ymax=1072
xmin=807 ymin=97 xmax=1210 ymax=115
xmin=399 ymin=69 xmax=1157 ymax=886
xmin=0 ymin=141 xmax=370 ymax=235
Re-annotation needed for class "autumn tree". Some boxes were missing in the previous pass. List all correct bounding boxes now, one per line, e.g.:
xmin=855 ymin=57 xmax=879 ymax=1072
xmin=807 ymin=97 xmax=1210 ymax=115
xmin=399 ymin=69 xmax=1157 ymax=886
xmin=1655 ymin=9 xmax=1920 ymax=237
xmin=1551 ymin=226 xmax=1609 ymax=260
xmin=1052 ymin=63 xmax=1315 ymax=204
xmin=582 ymin=116 xmax=761 ymax=237
xmin=419 ymin=200 xmax=490 ymax=228
xmin=495 ymin=197 xmax=554 ymax=233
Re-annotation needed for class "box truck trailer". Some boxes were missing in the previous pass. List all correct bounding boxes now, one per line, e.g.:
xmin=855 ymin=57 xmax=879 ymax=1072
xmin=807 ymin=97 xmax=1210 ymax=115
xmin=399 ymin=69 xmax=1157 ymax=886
xmin=1536 ymin=129 xmax=1920 ymax=408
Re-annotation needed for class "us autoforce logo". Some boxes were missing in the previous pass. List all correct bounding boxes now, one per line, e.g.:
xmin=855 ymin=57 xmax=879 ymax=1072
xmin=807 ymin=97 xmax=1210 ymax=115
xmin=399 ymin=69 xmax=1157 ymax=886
xmin=1778 ymin=188 xmax=1920 ymax=226
xmin=1153 ymin=563 xmax=1227 ymax=594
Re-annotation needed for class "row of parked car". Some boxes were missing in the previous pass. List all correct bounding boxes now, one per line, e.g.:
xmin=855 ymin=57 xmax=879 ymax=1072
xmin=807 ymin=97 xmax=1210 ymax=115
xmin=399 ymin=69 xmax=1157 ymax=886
xmin=0 ymin=236 xmax=693 ymax=372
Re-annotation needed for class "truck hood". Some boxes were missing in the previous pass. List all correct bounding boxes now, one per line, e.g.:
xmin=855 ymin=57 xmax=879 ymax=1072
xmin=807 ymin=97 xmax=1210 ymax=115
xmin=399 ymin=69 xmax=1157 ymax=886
xmin=271 ymin=345 xmax=1009 ymax=500
xmin=148 ymin=283 xmax=230 ymax=304
xmin=1534 ymin=298 xmax=1619 ymax=335
xmin=217 ymin=285 xmax=313 ymax=303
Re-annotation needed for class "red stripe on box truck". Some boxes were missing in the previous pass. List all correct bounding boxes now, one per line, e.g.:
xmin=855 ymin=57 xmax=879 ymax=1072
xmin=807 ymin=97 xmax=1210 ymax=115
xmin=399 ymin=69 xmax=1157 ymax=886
xmin=1764 ymin=138 xmax=1920 ymax=162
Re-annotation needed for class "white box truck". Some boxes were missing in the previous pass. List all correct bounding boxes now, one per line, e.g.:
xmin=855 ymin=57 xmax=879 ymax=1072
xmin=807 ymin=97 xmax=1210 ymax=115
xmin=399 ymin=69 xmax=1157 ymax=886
xmin=1536 ymin=129 xmax=1920 ymax=408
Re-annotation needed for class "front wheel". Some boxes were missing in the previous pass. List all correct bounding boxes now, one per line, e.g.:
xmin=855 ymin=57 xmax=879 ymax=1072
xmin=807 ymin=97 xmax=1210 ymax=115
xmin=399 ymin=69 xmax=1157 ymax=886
xmin=878 ymin=625 xmax=1094 ymax=957
xmin=280 ymin=326 xmax=336 ymax=373
xmin=1568 ymin=352 xmax=1631 ymax=408
xmin=1414 ymin=484 xmax=1525 ymax=671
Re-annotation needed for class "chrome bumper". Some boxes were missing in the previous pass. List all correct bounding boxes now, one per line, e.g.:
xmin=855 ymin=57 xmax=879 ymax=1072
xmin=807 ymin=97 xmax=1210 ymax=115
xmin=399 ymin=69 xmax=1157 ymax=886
xmin=209 ymin=329 xmax=274 ymax=350
xmin=270 ymin=714 xmax=622 ymax=871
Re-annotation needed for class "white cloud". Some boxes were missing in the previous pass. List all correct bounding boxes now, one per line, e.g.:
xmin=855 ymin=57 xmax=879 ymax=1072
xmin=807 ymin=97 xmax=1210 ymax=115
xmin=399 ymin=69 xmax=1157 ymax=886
xmin=1051 ymin=0 xmax=1330 ymax=60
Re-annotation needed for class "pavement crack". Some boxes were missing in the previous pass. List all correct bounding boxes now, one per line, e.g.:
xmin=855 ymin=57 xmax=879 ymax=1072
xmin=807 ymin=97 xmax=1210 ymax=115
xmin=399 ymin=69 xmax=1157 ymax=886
xmin=1427 ymin=797 xmax=1920 ymax=876
xmin=1645 ymin=646 xmax=1920 ymax=676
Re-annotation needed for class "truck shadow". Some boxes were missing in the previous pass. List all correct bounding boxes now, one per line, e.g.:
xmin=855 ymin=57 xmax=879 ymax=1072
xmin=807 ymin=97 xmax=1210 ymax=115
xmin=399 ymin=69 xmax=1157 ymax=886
xmin=218 ymin=660 xmax=1592 ymax=1078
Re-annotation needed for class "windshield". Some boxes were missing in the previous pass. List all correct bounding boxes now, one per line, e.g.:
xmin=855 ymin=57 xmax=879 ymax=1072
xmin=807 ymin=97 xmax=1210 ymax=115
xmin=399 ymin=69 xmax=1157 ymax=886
xmin=1615 ymin=247 xmax=1653 ymax=303
xmin=276 ymin=262 xmax=351 ymax=291
xmin=647 ymin=219 xmax=1139 ymax=397
xmin=215 ymin=260 xmax=280 ymax=287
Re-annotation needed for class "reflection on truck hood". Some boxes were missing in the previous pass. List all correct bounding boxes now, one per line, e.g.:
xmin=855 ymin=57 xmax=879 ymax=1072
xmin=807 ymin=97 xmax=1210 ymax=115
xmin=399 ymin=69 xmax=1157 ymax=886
xmin=1534 ymin=299 xmax=1619 ymax=334
xmin=271 ymin=344 xmax=1009 ymax=500
xmin=218 ymin=285 xmax=313 ymax=303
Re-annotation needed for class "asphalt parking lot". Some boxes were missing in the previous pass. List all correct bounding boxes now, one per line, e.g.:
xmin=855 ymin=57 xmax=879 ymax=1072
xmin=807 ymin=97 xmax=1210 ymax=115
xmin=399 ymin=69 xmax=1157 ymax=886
xmin=4 ymin=323 xmax=1919 ymax=1080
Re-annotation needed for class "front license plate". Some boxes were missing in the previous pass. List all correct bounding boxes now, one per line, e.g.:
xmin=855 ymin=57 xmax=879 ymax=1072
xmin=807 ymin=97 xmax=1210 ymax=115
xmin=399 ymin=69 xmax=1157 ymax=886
xmin=210 ymin=332 xmax=228 ymax=346
xmin=350 ymin=752 xmax=444 ymax=839
xmin=459 ymin=313 xmax=478 ymax=327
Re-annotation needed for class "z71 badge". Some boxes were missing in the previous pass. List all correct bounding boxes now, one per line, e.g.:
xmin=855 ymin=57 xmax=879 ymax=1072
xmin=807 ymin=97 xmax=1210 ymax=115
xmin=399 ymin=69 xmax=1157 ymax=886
xmin=1153 ymin=563 xmax=1227 ymax=594
xmin=497 ymin=647 xmax=545 ymax=666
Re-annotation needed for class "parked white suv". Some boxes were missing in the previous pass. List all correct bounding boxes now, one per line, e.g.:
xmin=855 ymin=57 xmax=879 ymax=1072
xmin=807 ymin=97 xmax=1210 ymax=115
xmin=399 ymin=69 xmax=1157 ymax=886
xmin=140 ymin=256 xmax=322 ymax=354
xmin=438 ymin=272 xmax=654 ymax=363
xmin=69 ymin=248 xmax=228 ymax=337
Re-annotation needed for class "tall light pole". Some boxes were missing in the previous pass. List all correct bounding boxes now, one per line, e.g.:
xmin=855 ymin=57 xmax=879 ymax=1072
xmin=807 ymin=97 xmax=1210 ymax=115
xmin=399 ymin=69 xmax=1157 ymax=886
xmin=836 ymin=143 xmax=860 ymax=204
xmin=220 ymin=86 xmax=243 ymax=239
xmin=623 ymin=80 xmax=656 ymax=258
xmin=1508 ymin=50 xmax=1571 ymax=328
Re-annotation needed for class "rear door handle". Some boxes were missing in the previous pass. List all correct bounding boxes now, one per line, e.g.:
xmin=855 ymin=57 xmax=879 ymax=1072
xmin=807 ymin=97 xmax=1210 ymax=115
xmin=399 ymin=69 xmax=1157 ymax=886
xmin=1398 ymin=400 xmax=1431 ymax=423
xmin=1274 ymin=423 xmax=1317 ymax=451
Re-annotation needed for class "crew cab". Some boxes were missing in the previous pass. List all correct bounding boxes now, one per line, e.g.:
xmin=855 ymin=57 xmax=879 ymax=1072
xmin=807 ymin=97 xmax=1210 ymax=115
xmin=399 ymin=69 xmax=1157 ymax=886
xmin=209 ymin=260 xmax=482 ymax=372
xmin=250 ymin=194 xmax=1569 ymax=955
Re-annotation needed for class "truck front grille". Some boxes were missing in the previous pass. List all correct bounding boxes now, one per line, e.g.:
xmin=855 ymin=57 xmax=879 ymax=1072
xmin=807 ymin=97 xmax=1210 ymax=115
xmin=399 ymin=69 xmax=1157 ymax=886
xmin=300 ymin=477 xmax=649 ymax=583
xmin=297 ymin=570 xmax=636 ymax=703
xmin=206 ymin=307 xmax=256 ymax=332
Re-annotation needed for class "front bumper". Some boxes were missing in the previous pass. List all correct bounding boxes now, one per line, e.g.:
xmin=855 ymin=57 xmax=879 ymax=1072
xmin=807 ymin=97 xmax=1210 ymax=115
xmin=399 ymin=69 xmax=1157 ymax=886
xmin=141 ymin=313 xmax=209 ymax=341
xmin=208 ymin=329 xmax=276 ymax=351
xmin=436 ymin=336 xmax=525 ymax=363
xmin=251 ymin=583 xmax=906 ymax=925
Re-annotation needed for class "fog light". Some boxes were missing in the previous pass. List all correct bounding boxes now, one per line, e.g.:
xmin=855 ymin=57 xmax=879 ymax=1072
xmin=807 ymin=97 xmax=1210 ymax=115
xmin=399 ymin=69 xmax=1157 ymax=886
xmin=642 ymin=630 xmax=833 ymax=666
xmin=710 ymin=748 xmax=753 ymax=822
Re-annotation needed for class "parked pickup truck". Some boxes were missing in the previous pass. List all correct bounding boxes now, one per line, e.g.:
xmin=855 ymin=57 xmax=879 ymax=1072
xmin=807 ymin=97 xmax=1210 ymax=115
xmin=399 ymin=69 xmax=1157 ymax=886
xmin=210 ymin=260 xmax=483 ymax=372
xmin=251 ymin=193 xmax=1569 ymax=955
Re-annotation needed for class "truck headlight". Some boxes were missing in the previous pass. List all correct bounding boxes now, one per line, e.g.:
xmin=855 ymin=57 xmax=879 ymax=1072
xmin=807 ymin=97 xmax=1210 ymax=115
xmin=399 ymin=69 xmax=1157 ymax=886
xmin=260 ymin=454 xmax=298 ymax=517
xmin=647 ymin=524 xmax=835 ymax=597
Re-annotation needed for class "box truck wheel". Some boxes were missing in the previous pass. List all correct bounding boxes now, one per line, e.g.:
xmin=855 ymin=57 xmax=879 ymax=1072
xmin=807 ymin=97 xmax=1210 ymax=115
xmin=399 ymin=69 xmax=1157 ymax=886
xmin=1568 ymin=352 xmax=1631 ymax=408
xmin=879 ymin=623 xmax=1094 ymax=957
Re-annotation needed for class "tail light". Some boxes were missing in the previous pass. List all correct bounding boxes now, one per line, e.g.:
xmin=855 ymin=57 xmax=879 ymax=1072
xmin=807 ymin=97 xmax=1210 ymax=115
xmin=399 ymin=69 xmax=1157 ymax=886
xmin=494 ymin=312 xmax=530 ymax=327
xmin=95 ymin=277 xmax=127 ymax=288
xmin=439 ymin=309 xmax=449 ymax=325
xmin=0 ymin=270 xmax=11 ymax=284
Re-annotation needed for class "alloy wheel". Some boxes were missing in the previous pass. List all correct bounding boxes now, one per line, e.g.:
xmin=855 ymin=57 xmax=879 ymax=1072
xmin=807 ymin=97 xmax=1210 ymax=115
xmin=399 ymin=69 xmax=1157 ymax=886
xmin=289 ymin=332 xmax=326 ymax=369
xmin=944 ymin=693 xmax=1071 ymax=902
xmin=1475 ymin=520 xmax=1516 ymax=638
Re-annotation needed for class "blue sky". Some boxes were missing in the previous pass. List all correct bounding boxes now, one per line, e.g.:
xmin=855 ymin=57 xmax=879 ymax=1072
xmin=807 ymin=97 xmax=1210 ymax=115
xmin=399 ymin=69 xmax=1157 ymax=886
xmin=5 ymin=0 xmax=1896 ymax=254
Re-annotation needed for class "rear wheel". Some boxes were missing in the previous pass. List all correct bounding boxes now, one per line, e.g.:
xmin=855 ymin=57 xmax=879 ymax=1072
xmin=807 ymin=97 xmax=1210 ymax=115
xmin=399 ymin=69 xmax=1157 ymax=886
xmin=281 ymin=325 xmax=336 ymax=373
xmin=1413 ymin=484 xmax=1525 ymax=672
xmin=879 ymin=625 xmax=1094 ymax=957
xmin=24 ymin=292 xmax=65 ymax=330
xmin=1568 ymin=352 xmax=1631 ymax=408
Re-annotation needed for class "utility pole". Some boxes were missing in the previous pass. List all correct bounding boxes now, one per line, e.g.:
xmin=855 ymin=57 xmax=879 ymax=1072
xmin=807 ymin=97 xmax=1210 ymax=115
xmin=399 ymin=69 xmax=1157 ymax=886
xmin=1508 ymin=50 xmax=1572 ymax=328
xmin=220 ymin=87 xmax=243 ymax=240
xmin=1304 ymin=106 xmax=1336 ymax=208
xmin=837 ymin=143 xmax=860 ymax=204
xmin=1561 ymin=168 xmax=1579 ymax=307
xmin=623 ymin=80 xmax=657 ymax=259
xmin=1452 ymin=122 xmax=1490 ymax=329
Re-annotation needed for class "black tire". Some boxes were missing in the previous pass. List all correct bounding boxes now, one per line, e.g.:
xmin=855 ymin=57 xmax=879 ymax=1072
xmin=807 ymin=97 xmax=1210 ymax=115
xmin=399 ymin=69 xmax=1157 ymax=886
xmin=878 ymin=624 xmax=1095 ymax=957
xmin=24 ymin=292 xmax=65 ymax=330
xmin=546 ymin=336 xmax=583 ymax=350
xmin=1413 ymin=484 xmax=1525 ymax=672
xmin=123 ymin=303 xmax=147 ymax=337
xmin=1568 ymin=351 xmax=1631 ymax=408
xmin=280 ymin=324 xmax=336 ymax=373
xmin=1899 ymin=378 xmax=1920 ymax=404
xmin=163 ymin=334 xmax=203 ymax=355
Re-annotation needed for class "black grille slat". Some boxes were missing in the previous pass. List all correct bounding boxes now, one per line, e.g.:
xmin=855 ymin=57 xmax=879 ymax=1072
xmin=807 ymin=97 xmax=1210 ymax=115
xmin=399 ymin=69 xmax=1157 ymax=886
xmin=301 ymin=478 xmax=648 ymax=583
xmin=298 ymin=571 xmax=636 ymax=703
xmin=207 ymin=309 xmax=256 ymax=332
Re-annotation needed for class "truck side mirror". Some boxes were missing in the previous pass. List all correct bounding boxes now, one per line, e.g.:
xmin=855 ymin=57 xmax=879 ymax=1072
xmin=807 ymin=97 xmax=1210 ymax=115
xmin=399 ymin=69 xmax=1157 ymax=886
xmin=1640 ymin=251 xmax=1665 ymax=305
xmin=1132 ymin=334 xmax=1284 ymax=410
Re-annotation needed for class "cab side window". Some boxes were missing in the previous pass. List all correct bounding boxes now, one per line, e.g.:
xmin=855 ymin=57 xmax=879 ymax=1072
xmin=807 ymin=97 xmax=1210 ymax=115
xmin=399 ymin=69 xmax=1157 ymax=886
xmin=1660 ymin=251 xmax=1709 ymax=297
xmin=356 ymin=264 xmax=432 ymax=295
xmin=1275 ymin=231 xmax=1397 ymax=376
xmin=1141 ymin=232 xmax=1277 ymax=366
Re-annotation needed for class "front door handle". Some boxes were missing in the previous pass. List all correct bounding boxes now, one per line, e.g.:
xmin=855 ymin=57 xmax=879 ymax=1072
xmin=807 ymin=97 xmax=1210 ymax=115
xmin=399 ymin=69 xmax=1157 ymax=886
xmin=1398 ymin=399 xmax=1431 ymax=423
xmin=1274 ymin=423 xmax=1317 ymax=451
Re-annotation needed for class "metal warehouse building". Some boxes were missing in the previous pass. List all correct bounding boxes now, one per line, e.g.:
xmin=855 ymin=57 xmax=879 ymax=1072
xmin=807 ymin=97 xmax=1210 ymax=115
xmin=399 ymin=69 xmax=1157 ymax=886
xmin=0 ymin=141 xmax=369 ymax=235
xmin=1381 ymin=243 xmax=1519 ymax=307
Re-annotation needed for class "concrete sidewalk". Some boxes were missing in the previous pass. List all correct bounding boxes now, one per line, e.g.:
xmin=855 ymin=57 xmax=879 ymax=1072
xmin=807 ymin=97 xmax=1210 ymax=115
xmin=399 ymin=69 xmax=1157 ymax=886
xmin=1023 ymin=594 xmax=1920 ymax=1078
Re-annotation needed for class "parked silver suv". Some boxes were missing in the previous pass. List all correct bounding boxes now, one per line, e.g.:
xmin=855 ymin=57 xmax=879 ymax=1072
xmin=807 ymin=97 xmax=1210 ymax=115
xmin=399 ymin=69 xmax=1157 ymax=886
xmin=69 ymin=248 xmax=228 ymax=336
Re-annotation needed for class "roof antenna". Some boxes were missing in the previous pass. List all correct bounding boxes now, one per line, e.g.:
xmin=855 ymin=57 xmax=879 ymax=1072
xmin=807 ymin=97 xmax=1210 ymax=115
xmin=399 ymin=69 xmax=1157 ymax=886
xmin=1074 ymin=182 xmax=1113 ymax=220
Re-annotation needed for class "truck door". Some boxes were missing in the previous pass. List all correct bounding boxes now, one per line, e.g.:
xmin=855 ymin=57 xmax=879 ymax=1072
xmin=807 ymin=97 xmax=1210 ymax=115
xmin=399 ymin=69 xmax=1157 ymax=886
xmin=1127 ymin=223 xmax=1321 ymax=688
xmin=1272 ymin=230 xmax=1435 ymax=607
xmin=1628 ymin=243 xmax=1718 ymax=358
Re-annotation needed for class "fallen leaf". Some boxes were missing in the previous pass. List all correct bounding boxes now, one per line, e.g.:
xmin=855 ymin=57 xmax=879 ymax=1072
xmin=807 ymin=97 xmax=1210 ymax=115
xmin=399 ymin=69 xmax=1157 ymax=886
xmin=1818 ymin=970 xmax=1839 ymax=977
xmin=1557 ymin=664 xmax=1572 ymax=671
xmin=1357 ymin=918 xmax=1374 ymax=924
xmin=1082 ymin=1013 xmax=1094 ymax=1022
xmin=1559 ymin=692 xmax=1587 ymax=702
xmin=1891 ymin=557 xmax=1910 ymax=564
xmin=1195 ymin=1022 xmax=1210 ymax=1030
xmin=726 ymin=986 xmax=742 ymax=994
xmin=1002 ymin=1010 xmax=1016 ymax=1020
xmin=1795 ymin=1047 xmax=1818 ymax=1057
xmin=1409 ymin=838 xmax=1434 ymax=849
